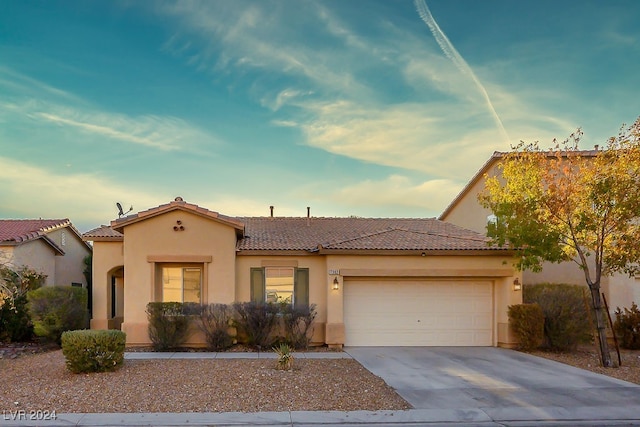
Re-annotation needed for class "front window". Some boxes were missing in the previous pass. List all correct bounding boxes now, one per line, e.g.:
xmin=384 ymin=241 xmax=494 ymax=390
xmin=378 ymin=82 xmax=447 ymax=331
xmin=162 ymin=267 xmax=201 ymax=303
xmin=265 ymin=267 xmax=294 ymax=304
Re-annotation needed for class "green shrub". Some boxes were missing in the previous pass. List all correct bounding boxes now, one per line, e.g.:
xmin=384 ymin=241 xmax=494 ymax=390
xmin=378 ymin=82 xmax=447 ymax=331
xmin=197 ymin=303 xmax=234 ymax=351
xmin=508 ymin=303 xmax=544 ymax=350
xmin=27 ymin=286 xmax=88 ymax=344
xmin=232 ymin=302 xmax=279 ymax=349
xmin=146 ymin=302 xmax=193 ymax=351
xmin=614 ymin=302 xmax=640 ymax=350
xmin=281 ymin=303 xmax=317 ymax=350
xmin=0 ymin=294 xmax=33 ymax=342
xmin=61 ymin=330 xmax=126 ymax=373
xmin=523 ymin=283 xmax=592 ymax=351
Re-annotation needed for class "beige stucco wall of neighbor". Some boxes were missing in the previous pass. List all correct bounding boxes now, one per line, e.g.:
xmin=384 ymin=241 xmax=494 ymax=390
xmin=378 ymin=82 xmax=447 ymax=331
xmin=47 ymin=228 xmax=91 ymax=287
xmin=12 ymin=240 xmax=57 ymax=286
xmin=90 ymin=241 xmax=124 ymax=330
xmin=441 ymin=163 xmax=499 ymax=235
xmin=120 ymin=210 xmax=238 ymax=345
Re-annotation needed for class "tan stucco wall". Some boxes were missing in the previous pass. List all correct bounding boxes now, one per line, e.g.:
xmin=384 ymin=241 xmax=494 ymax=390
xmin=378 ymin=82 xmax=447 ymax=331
xmin=235 ymin=255 xmax=328 ymax=344
xmin=12 ymin=240 xmax=57 ymax=286
xmin=441 ymin=163 xmax=499 ymax=234
xmin=47 ymin=228 xmax=91 ymax=287
xmin=120 ymin=210 xmax=238 ymax=344
xmin=90 ymin=241 xmax=124 ymax=330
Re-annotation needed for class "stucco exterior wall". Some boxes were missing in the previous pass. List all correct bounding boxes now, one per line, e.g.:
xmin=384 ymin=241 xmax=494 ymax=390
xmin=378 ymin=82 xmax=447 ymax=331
xmin=121 ymin=210 xmax=238 ymax=344
xmin=235 ymin=255 xmax=328 ymax=343
xmin=90 ymin=241 xmax=124 ymax=330
xmin=441 ymin=162 xmax=499 ymax=234
xmin=12 ymin=240 xmax=57 ymax=286
xmin=47 ymin=228 xmax=91 ymax=287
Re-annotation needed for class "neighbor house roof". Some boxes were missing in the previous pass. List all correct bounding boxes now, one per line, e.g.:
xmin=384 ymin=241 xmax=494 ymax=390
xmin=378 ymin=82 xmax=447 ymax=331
xmin=439 ymin=149 xmax=601 ymax=221
xmin=0 ymin=219 xmax=72 ymax=254
xmin=236 ymin=217 xmax=502 ymax=253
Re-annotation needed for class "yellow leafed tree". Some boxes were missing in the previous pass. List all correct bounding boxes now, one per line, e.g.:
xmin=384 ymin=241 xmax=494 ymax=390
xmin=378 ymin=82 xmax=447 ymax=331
xmin=479 ymin=117 xmax=640 ymax=368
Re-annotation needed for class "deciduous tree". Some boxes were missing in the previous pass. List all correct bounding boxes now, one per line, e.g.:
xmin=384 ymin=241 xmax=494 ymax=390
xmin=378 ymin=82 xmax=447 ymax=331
xmin=479 ymin=117 xmax=640 ymax=367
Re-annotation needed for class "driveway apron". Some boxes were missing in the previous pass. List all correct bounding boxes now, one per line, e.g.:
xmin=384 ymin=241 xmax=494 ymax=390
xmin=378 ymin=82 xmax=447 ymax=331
xmin=346 ymin=346 xmax=640 ymax=415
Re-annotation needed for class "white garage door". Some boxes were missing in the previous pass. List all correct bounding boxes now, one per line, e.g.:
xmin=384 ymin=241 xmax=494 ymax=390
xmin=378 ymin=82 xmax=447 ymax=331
xmin=344 ymin=279 xmax=493 ymax=346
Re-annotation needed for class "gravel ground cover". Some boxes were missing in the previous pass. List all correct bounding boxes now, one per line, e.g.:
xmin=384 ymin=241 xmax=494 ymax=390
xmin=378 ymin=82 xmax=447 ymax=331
xmin=530 ymin=346 xmax=640 ymax=385
xmin=0 ymin=350 xmax=410 ymax=413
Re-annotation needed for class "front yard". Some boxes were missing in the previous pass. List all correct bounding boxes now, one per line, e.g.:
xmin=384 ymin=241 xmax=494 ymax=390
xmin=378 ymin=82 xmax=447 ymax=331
xmin=0 ymin=350 xmax=410 ymax=413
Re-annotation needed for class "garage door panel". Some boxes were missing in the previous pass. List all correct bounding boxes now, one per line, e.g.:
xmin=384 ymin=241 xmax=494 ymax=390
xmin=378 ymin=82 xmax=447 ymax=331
xmin=344 ymin=279 xmax=493 ymax=346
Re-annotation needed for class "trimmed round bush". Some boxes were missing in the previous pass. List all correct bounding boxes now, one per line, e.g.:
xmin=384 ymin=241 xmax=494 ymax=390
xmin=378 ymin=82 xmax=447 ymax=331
xmin=61 ymin=329 xmax=126 ymax=373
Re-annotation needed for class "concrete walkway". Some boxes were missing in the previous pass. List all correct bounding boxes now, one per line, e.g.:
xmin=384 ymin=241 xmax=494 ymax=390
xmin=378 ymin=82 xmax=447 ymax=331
xmin=3 ymin=349 xmax=640 ymax=426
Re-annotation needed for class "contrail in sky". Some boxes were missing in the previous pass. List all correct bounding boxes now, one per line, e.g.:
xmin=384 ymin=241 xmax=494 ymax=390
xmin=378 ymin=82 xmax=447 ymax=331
xmin=414 ymin=0 xmax=510 ymax=144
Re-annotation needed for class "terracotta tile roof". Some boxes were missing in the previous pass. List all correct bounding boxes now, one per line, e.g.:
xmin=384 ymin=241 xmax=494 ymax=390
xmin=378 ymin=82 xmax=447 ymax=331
xmin=82 ymin=225 xmax=124 ymax=241
xmin=83 ymin=198 xmax=507 ymax=253
xmin=237 ymin=217 xmax=503 ymax=252
xmin=0 ymin=219 xmax=71 ymax=244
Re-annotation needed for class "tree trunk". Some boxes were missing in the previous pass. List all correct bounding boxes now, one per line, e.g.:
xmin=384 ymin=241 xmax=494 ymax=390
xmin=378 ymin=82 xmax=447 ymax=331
xmin=589 ymin=286 xmax=613 ymax=367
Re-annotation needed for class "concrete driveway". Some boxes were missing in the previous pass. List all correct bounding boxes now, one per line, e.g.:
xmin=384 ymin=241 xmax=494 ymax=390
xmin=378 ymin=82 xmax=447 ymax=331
xmin=346 ymin=346 xmax=640 ymax=424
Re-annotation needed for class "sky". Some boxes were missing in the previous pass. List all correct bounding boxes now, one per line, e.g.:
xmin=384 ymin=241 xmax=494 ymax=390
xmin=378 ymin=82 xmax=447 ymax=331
xmin=1 ymin=0 xmax=639 ymax=232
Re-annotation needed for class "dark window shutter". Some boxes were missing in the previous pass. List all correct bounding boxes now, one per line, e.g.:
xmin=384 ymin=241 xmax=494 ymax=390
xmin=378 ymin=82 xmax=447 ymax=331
xmin=294 ymin=268 xmax=309 ymax=309
xmin=250 ymin=268 xmax=265 ymax=303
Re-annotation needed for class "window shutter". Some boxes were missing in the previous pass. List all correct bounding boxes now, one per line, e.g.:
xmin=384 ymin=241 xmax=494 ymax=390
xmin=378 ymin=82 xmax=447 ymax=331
xmin=250 ymin=268 xmax=265 ymax=303
xmin=294 ymin=268 xmax=309 ymax=309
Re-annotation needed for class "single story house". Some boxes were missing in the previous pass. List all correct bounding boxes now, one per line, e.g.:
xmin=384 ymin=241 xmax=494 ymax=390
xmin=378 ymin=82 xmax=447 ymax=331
xmin=82 ymin=197 xmax=522 ymax=348
xmin=439 ymin=150 xmax=639 ymax=312
xmin=0 ymin=219 xmax=92 ymax=288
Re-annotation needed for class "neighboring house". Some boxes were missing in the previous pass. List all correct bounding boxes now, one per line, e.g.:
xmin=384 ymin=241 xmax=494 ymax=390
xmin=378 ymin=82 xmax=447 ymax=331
xmin=439 ymin=150 xmax=639 ymax=312
xmin=0 ymin=219 xmax=92 ymax=288
xmin=82 ymin=197 xmax=522 ymax=348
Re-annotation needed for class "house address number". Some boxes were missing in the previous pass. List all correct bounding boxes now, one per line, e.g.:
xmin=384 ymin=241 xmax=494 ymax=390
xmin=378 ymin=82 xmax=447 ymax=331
xmin=328 ymin=269 xmax=340 ymax=275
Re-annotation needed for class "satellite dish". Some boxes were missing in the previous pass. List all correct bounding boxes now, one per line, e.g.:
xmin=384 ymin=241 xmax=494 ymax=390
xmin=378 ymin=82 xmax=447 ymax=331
xmin=116 ymin=202 xmax=133 ymax=218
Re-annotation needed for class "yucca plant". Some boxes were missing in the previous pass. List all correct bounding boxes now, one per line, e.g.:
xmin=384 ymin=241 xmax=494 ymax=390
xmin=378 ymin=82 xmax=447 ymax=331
xmin=273 ymin=343 xmax=294 ymax=370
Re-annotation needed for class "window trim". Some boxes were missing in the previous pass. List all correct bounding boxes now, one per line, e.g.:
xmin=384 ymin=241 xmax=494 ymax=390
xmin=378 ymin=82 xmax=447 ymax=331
xmin=251 ymin=266 xmax=309 ymax=309
xmin=153 ymin=262 xmax=208 ymax=303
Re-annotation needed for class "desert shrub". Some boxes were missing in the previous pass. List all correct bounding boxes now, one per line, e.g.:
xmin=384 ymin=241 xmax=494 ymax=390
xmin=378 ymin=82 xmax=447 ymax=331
xmin=614 ymin=302 xmax=640 ymax=350
xmin=508 ymin=303 xmax=544 ymax=350
xmin=61 ymin=329 xmax=126 ymax=373
xmin=146 ymin=302 xmax=193 ymax=351
xmin=27 ymin=286 xmax=88 ymax=344
xmin=523 ymin=283 xmax=592 ymax=351
xmin=0 ymin=265 xmax=46 ymax=342
xmin=232 ymin=302 xmax=279 ymax=349
xmin=197 ymin=303 xmax=234 ymax=351
xmin=273 ymin=343 xmax=294 ymax=370
xmin=0 ymin=294 xmax=33 ymax=342
xmin=281 ymin=303 xmax=317 ymax=350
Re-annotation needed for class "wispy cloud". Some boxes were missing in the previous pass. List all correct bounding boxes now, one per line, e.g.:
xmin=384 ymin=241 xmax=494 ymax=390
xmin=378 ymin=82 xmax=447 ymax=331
xmin=414 ymin=0 xmax=509 ymax=144
xmin=0 ymin=69 xmax=222 ymax=152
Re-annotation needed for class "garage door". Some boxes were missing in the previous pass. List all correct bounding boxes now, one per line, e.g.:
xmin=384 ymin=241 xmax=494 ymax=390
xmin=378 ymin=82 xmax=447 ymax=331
xmin=344 ymin=279 xmax=493 ymax=346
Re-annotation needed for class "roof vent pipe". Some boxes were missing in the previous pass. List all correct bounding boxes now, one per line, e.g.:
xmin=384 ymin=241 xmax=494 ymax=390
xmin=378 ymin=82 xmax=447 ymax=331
xmin=270 ymin=206 xmax=274 ymax=217
xmin=307 ymin=207 xmax=310 ymax=226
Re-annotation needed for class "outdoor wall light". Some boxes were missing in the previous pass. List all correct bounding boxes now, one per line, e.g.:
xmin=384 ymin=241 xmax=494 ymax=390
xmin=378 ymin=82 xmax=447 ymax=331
xmin=513 ymin=278 xmax=522 ymax=291
xmin=332 ymin=277 xmax=340 ymax=290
